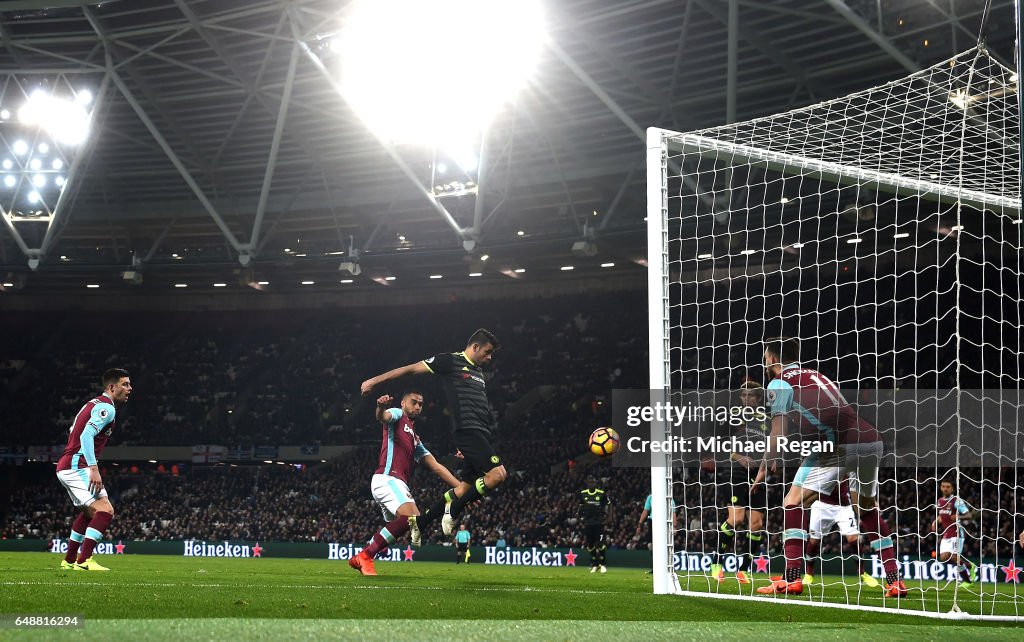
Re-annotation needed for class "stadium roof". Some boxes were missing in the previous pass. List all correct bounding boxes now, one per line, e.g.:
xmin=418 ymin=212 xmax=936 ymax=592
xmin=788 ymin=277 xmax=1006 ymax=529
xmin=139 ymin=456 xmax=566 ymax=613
xmin=0 ymin=0 xmax=1017 ymax=294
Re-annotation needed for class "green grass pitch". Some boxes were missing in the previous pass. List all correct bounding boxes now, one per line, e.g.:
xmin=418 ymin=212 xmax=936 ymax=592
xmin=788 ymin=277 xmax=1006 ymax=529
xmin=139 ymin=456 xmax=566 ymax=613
xmin=0 ymin=553 xmax=1020 ymax=640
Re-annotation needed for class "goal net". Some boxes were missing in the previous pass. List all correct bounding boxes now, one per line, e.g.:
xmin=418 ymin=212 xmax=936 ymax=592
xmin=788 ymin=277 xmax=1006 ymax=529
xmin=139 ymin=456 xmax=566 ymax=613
xmin=646 ymin=47 xmax=1022 ymax=619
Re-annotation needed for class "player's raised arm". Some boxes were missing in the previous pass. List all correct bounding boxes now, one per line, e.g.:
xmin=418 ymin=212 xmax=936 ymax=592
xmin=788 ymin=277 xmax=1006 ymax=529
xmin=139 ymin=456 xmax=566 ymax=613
xmin=374 ymin=394 xmax=395 ymax=422
xmin=361 ymin=361 xmax=432 ymax=395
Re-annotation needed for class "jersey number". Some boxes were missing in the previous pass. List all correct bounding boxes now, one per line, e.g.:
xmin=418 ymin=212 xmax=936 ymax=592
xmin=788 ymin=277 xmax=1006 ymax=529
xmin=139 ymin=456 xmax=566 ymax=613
xmin=808 ymin=374 xmax=849 ymax=406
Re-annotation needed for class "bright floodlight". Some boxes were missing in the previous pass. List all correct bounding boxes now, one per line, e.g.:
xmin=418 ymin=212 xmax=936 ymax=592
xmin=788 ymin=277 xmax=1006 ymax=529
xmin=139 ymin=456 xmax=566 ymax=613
xmin=340 ymin=0 xmax=545 ymax=151
xmin=27 ymin=191 xmax=39 ymax=204
xmin=18 ymin=90 xmax=91 ymax=145
xmin=55 ymin=176 xmax=65 ymax=187
xmin=29 ymin=158 xmax=41 ymax=170
xmin=52 ymin=158 xmax=63 ymax=170
xmin=12 ymin=140 xmax=27 ymax=155
xmin=76 ymin=89 xmax=93 ymax=105
xmin=32 ymin=174 xmax=45 ymax=188
xmin=1 ymin=160 xmax=11 ymax=170
xmin=3 ymin=175 xmax=14 ymax=188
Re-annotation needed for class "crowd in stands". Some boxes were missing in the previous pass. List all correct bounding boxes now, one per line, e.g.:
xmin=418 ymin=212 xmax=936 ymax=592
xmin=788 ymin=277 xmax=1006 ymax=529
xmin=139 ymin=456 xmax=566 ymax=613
xmin=1 ymin=287 xmax=1021 ymax=564
xmin=0 ymin=293 xmax=646 ymax=449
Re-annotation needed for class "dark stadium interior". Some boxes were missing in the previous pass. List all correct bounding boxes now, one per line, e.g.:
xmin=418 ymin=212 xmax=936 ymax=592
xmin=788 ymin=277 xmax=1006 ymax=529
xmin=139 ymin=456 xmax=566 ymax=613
xmin=0 ymin=2 xmax=1021 ymax=631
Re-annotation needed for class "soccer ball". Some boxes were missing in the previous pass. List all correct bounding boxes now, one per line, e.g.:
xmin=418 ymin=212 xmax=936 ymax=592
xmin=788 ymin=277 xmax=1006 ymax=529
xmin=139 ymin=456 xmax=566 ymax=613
xmin=589 ymin=427 xmax=620 ymax=457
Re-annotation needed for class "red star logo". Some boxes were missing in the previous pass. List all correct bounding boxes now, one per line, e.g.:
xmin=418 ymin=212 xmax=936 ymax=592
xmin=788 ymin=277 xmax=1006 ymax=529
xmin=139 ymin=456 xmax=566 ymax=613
xmin=115 ymin=541 xmax=125 ymax=554
xmin=252 ymin=542 xmax=263 ymax=558
xmin=403 ymin=546 xmax=415 ymax=561
xmin=1002 ymin=560 xmax=1021 ymax=583
xmin=564 ymin=549 xmax=577 ymax=566
xmin=753 ymin=555 xmax=770 ymax=573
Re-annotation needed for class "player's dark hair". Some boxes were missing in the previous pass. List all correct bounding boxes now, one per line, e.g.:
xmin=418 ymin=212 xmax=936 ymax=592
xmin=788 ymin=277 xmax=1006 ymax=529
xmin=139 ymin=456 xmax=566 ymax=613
xmin=102 ymin=368 xmax=130 ymax=387
xmin=764 ymin=337 xmax=800 ymax=363
xmin=401 ymin=390 xmax=424 ymax=401
xmin=467 ymin=328 xmax=500 ymax=350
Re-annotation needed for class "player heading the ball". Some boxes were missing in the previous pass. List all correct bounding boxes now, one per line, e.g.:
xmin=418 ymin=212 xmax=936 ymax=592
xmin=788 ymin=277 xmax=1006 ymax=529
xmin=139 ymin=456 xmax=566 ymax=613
xmin=361 ymin=329 xmax=506 ymax=543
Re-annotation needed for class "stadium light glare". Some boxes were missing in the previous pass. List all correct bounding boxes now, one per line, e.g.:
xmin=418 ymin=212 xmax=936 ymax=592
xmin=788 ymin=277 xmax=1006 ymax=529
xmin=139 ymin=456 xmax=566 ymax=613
xmin=86 ymin=284 xmax=99 ymax=289
xmin=339 ymin=0 xmax=545 ymax=152
xmin=37 ymin=142 xmax=49 ymax=154
xmin=55 ymin=176 xmax=65 ymax=187
xmin=469 ymin=272 xmax=482 ymax=277
xmin=429 ymin=274 xmax=443 ymax=279
xmin=32 ymin=174 xmax=45 ymax=187
xmin=0 ymin=109 xmax=8 ymax=120
xmin=18 ymin=90 xmax=90 ymax=145
xmin=560 ymin=265 xmax=574 ymax=271
xmin=893 ymin=232 xmax=910 ymax=239
xmin=27 ymin=191 xmax=39 ymax=203
xmin=697 ymin=253 xmax=713 ymax=259
xmin=29 ymin=158 xmax=41 ymax=171
xmin=600 ymin=262 xmax=615 ymax=268
xmin=51 ymin=158 xmax=63 ymax=170
xmin=3 ymin=176 xmax=14 ymax=188
xmin=213 ymin=283 xmax=226 ymax=287
xmin=2 ymin=159 xmax=10 ymax=170
xmin=301 ymin=281 xmax=315 ymax=285
xmin=384 ymin=276 xmax=396 ymax=281
xmin=76 ymin=89 xmax=93 ymax=105
xmin=174 ymin=283 xmax=187 ymax=288
xmin=340 ymin=279 xmax=354 ymax=284
xmin=257 ymin=281 xmax=270 ymax=285
xmin=12 ymin=140 xmax=27 ymax=155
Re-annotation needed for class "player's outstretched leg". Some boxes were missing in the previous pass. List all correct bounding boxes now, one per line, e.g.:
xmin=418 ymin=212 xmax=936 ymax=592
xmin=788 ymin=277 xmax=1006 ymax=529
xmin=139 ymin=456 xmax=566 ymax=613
xmin=74 ymin=505 xmax=113 ymax=571
xmin=954 ymin=553 xmax=977 ymax=584
xmin=859 ymin=507 xmax=905 ymax=597
xmin=61 ymin=513 xmax=91 ymax=570
xmin=350 ymin=515 xmax=411 ymax=576
xmin=414 ymin=488 xmax=461 ymax=540
xmin=803 ymin=538 xmax=820 ymax=585
xmin=444 ymin=476 xmax=496 ymax=535
xmin=758 ymin=504 xmax=805 ymax=595
xmin=712 ymin=521 xmax=735 ymax=582
xmin=736 ymin=532 xmax=759 ymax=584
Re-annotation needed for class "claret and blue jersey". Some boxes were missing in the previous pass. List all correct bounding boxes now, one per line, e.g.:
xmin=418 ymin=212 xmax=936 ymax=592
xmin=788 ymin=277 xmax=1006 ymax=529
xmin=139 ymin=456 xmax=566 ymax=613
xmin=57 ymin=393 xmax=117 ymax=471
xmin=767 ymin=363 xmax=879 ymax=445
xmin=374 ymin=407 xmax=430 ymax=486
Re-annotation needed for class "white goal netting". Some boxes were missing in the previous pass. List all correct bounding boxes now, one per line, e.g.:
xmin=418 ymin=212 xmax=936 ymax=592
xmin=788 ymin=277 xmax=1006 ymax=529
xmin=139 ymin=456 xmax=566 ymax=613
xmin=647 ymin=47 xmax=1022 ymax=619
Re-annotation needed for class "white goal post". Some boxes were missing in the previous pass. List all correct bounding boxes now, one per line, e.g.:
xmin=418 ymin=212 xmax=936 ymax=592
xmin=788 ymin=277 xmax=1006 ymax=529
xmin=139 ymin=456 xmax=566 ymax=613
xmin=646 ymin=47 xmax=1022 ymax=619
